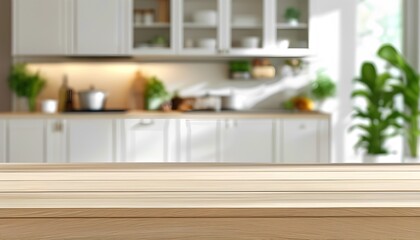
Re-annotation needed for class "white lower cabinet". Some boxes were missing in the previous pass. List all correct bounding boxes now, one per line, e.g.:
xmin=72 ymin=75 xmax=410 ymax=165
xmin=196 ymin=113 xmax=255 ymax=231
xmin=0 ymin=120 xmax=7 ymax=163
xmin=221 ymin=119 xmax=275 ymax=163
xmin=67 ymin=119 xmax=117 ymax=163
xmin=46 ymin=120 xmax=67 ymax=163
xmin=281 ymin=119 xmax=330 ymax=164
xmin=123 ymin=119 xmax=176 ymax=162
xmin=8 ymin=120 xmax=46 ymax=163
xmin=180 ymin=119 xmax=222 ymax=163
xmin=2 ymin=117 xmax=330 ymax=164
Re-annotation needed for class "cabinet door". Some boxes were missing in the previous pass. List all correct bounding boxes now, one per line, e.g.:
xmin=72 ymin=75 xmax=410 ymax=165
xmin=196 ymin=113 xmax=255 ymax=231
xmin=131 ymin=0 xmax=177 ymax=55
xmin=75 ymin=0 xmax=129 ymax=55
xmin=0 ymin=121 xmax=6 ymax=163
xmin=179 ymin=0 xmax=223 ymax=55
xmin=46 ymin=120 xmax=67 ymax=163
xmin=221 ymin=119 xmax=274 ymax=163
xmin=224 ymin=0 xmax=271 ymax=56
xmin=67 ymin=119 xmax=116 ymax=163
xmin=13 ymin=0 xmax=72 ymax=56
xmin=8 ymin=120 xmax=45 ymax=163
xmin=275 ymin=0 xmax=309 ymax=49
xmin=124 ymin=119 xmax=176 ymax=162
xmin=181 ymin=119 xmax=221 ymax=162
xmin=282 ymin=119 xmax=328 ymax=164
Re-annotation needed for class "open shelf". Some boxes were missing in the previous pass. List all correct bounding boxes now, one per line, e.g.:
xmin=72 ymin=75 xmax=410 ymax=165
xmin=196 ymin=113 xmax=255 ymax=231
xmin=277 ymin=23 xmax=308 ymax=30
xmin=134 ymin=23 xmax=170 ymax=29
xmin=232 ymin=24 xmax=263 ymax=29
xmin=183 ymin=23 xmax=217 ymax=29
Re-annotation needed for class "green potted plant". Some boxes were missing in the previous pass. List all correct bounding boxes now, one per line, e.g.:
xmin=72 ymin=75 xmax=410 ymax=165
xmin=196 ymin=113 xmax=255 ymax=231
xmin=378 ymin=44 xmax=420 ymax=160
xmin=145 ymin=76 xmax=170 ymax=111
xmin=229 ymin=60 xmax=251 ymax=79
xmin=311 ymin=71 xmax=336 ymax=110
xmin=284 ymin=7 xmax=301 ymax=26
xmin=9 ymin=64 xmax=46 ymax=112
xmin=351 ymin=62 xmax=401 ymax=163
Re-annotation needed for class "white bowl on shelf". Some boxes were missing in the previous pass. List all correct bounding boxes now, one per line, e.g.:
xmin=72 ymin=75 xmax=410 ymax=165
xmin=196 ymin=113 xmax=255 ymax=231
xmin=197 ymin=38 xmax=217 ymax=49
xmin=277 ymin=39 xmax=290 ymax=49
xmin=193 ymin=10 xmax=217 ymax=25
xmin=241 ymin=37 xmax=260 ymax=48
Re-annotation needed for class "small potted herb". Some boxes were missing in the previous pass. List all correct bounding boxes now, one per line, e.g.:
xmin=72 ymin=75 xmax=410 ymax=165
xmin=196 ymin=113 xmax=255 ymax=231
xmin=145 ymin=76 xmax=170 ymax=110
xmin=284 ymin=7 xmax=301 ymax=26
xmin=311 ymin=71 xmax=336 ymax=109
xmin=229 ymin=60 xmax=251 ymax=79
xmin=9 ymin=64 xmax=46 ymax=112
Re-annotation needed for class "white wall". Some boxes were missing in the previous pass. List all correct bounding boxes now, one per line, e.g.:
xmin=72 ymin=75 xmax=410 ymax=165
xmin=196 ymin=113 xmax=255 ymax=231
xmin=28 ymin=61 xmax=310 ymax=111
xmin=310 ymin=0 xmax=357 ymax=163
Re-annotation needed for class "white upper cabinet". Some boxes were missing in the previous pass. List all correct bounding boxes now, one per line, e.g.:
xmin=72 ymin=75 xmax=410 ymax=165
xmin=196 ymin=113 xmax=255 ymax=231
xmin=130 ymin=0 xmax=177 ymax=55
xmin=67 ymin=119 xmax=116 ymax=163
xmin=13 ymin=0 xmax=72 ymax=56
xmin=13 ymin=0 xmax=311 ymax=57
xmin=180 ymin=119 xmax=221 ymax=162
xmin=224 ymin=0 xmax=268 ymax=56
xmin=8 ymin=120 xmax=45 ymax=163
xmin=123 ymin=119 xmax=177 ymax=162
xmin=179 ymin=0 xmax=223 ymax=55
xmin=275 ymin=0 xmax=309 ymax=50
xmin=221 ymin=119 xmax=274 ymax=163
xmin=75 ymin=0 xmax=130 ymax=55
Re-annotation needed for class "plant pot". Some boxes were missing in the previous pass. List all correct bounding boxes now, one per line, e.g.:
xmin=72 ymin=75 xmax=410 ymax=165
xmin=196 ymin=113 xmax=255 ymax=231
xmin=147 ymin=97 xmax=165 ymax=111
xmin=404 ymin=156 xmax=420 ymax=163
xmin=287 ymin=19 xmax=299 ymax=27
xmin=362 ymin=154 xmax=400 ymax=164
xmin=14 ymin=96 xmax=37 ymax=112
xmin=14 ymin=97 xmax=30 ymax=112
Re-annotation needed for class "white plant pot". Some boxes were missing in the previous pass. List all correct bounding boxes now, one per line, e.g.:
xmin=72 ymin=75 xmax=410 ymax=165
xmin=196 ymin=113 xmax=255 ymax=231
xmin=362 ymin=154 xmax=400 ymax=164
xmin=287 ymin=19 xmax=299 ymax=27
xmin=404 ymin=156 xmax=420 ymax=163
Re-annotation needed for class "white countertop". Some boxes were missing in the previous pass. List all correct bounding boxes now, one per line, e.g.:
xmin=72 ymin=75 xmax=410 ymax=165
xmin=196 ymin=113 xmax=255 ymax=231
xmin=0 ymin=110 xmax=331 ymax=120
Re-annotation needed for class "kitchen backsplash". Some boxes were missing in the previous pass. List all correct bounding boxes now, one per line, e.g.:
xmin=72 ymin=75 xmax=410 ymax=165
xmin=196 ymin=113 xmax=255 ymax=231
xmin=28 ymin=62 xmax=310 ymax=110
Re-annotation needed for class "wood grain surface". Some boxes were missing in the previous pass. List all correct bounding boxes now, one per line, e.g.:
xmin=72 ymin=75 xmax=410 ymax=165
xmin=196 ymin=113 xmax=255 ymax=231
xmin=1 ymin=216 xmax=420 ymax=240
xmin=0 ymin=164 xmax=419 ymax=239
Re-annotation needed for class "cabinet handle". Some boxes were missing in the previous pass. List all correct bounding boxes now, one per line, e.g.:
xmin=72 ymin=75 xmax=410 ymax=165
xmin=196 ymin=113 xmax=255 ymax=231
xmin=53 ymin=121 xmax=64 ymax=132
xmin=133 ymin=119 xmax=154 ymax=128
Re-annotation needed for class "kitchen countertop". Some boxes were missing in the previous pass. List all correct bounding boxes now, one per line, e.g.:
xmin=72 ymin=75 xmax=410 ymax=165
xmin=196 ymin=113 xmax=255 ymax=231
xmin=0 ymin=163 xmax=419 ymax=239
xmin=0 ymin=163 xmax=418 ymax=209
xmin=0 ymin=110 xmax=331 ymax=120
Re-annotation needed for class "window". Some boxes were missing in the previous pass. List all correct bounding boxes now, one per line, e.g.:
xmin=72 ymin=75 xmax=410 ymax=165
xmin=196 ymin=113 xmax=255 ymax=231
xmin=356 ymin=0 xmax=403 ymax=68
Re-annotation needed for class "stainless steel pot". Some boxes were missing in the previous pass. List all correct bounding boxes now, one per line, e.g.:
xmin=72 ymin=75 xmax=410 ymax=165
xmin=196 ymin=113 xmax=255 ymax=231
xmin=78 ymin=86 xmax=107 ymax=111
xmin=221 ymin=94 xmax=248 ymax=111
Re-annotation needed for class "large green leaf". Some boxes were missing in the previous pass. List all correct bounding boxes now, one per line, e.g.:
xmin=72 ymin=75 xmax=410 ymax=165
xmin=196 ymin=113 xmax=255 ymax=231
xmin=351 ymin=90 xmax=373 ymax=105
xmin=360 ymin=62 xmax=377 ymax=92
